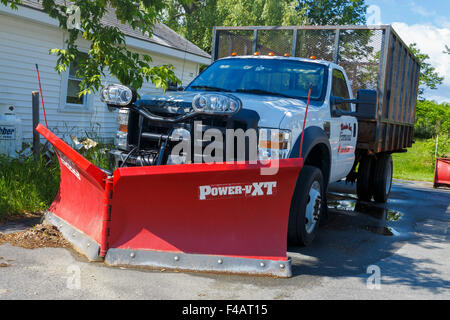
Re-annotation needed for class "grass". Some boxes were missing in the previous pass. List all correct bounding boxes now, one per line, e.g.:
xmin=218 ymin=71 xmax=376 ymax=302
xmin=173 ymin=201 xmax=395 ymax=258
xmin=0 ymin=155 xmax=60 ymax=221
xmin=0 ymin=139 xmax=113 ymax=221
xmin=392 ymin=139 xmax=436 ymax=182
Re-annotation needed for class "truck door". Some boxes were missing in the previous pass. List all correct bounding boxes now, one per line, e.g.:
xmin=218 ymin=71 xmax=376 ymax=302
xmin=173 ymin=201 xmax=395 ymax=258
xmin=329 ymin=69 xmax=357 ymax=182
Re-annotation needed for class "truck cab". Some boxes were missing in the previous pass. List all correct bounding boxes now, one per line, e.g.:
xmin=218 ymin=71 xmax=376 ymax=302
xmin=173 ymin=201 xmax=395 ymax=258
xmin=110 ymin=55 xmax=358 ymax=184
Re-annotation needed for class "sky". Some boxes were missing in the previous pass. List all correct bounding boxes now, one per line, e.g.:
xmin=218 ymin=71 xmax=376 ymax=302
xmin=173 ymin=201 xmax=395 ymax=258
xmin=365 ymin=0 xmax=450 ymax=103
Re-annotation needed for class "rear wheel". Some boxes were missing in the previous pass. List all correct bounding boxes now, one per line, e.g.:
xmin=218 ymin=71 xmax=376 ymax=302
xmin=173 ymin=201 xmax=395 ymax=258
xmin=288 ymin=166 xmax=324 ymax=246
xmin=372 ymin=153 xmax=393 ymax=203
xmin=357 ymin=155 xmax=374 ymax=201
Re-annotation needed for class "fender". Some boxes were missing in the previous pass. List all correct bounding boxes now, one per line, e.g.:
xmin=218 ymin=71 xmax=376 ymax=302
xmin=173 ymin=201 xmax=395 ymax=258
xmin=289 ymin=126 xmax=332 ymax=183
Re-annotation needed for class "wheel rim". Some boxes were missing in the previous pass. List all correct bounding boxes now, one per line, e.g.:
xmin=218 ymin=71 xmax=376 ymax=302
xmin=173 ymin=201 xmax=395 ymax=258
xmin=385 ymin=161 xmax=392 ymax=196
xmin=305 ymin=180 xmax=321 ymax=234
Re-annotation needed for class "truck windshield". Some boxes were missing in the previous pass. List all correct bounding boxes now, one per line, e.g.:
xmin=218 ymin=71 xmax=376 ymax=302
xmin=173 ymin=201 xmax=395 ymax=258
xmin=186 ymin=58 xmax=327 ymax=100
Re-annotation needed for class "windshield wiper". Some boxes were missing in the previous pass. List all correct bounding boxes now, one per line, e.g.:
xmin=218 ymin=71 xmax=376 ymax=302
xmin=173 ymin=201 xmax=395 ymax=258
xmin=235 ymin=89 xmax=295 ymax=99
xmin=190 ymin=85 xmax=230 ymax=92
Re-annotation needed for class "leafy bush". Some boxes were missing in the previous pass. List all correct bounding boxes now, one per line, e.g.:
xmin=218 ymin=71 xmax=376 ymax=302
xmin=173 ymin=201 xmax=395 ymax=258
xmin=423 ymin=135 xmax=450 ymax=158
xmin=0 ymin=152 xmax=60 ymax=218
xmin=69 ymin=135 xmax=115 ymax=172
xmin=415 ymin=100 xmax=450 ymax=139
xmin=0 ymin=137 xmax=114 ymax=218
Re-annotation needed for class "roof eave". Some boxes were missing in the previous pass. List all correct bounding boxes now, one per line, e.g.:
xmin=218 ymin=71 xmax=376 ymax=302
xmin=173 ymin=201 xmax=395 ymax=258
xmin=1 ymin=3 xmax=210 ymax=65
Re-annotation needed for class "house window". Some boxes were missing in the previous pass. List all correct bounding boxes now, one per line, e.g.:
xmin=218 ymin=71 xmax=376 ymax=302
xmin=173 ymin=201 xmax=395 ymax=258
xmin=60 ymin=53 xmax=93 ymax=112
xmin=66 ymin=60 xmax=86 ymax=105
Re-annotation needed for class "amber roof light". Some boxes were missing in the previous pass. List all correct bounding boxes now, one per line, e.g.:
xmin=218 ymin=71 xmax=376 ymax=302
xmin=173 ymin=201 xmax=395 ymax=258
xmin=268 ymin=52 xmax=275 ymax=56
xmin=283 ymin=53 xmax=290 ymax=57
xmin=231 ymin=52 xmax=237 ymax=56
xmin=253 ymin=52 xmax=260 ymax=56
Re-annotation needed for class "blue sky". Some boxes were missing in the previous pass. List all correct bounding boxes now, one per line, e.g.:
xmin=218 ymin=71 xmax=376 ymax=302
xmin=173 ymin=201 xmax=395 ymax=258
xmin=365 ymin=0 xmax=450 ymax=103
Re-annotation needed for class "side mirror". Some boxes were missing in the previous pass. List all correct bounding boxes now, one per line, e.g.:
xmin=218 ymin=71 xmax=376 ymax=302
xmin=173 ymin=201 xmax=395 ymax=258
xmin=355 ymin=89 xmax=377 ymax=120
xmin=177 ymin=86 xmax=185 ymax=91
xmin=330 ymin=90 xmax=377 ymax=119
xmin=330 ymin=96 xmax=345 ymax=106
xmin=167 ymin=82 xmax=178 ymax=91
xmin=330 ymin=96 xmax=356 ymax=117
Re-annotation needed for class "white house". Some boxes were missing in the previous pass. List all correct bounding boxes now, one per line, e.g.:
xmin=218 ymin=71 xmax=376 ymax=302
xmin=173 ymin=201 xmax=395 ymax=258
xmin=0 ymin=0 xmax=210 ymax=143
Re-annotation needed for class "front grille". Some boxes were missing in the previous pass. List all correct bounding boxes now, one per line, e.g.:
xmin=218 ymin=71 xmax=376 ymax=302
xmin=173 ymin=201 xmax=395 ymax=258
xmin=126 ymin=107 xmax=260 ymax=165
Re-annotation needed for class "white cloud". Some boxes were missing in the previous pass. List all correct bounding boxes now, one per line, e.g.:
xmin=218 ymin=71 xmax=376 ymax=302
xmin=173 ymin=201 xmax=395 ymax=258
xmin=426 ymin=94 xmax=449 ymax=104
xmin=392 ymin=22 xmax=450 ymax=91
xmin=410 ymin=2 xmax=436 ymax=17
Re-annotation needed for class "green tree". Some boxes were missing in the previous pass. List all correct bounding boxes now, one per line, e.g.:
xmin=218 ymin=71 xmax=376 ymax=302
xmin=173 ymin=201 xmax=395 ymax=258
xmin=409 ymin=43 xmax=444 ymax=98
xmin=444 ymin=45 xmax=450 ymax=55
xmin=298 ymin=0 xmax=367 ymax=25
xmin=164 ymin=0 xmax=368 ymax=53
xmin=415 ymin=100 xmax=450 ymax=138
xmin=1 ymin=0 xmax=179 ymax=94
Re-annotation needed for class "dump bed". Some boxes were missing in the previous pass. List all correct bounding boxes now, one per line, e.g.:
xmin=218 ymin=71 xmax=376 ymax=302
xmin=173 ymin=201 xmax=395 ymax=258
xmin=212 ymin=25 xmax=420 ymax=153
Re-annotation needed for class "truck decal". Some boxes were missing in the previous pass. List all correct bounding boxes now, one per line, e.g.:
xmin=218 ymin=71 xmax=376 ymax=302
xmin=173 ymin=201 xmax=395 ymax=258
xmin=199 ymin=181 xmax=277 ymax=200
xmin=337 ymin=145 xmax=352 ymax=154
xmin=339 ymin=123 xmax=353 ymax=142
xmin=57 ymin=150 xmax=81 ymax=181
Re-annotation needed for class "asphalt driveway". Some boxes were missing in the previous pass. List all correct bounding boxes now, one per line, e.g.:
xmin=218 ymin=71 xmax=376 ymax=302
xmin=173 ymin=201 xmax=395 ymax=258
xmin=0 ymin=180 xmax=449 ymax=299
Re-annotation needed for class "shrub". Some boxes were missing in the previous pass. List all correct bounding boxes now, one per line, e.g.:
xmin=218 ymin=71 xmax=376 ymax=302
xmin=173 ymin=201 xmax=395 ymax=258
xmin=0 ymin=137 xmax=114 ymax=218
xmin=415 ymin=100 xmax=450 ymax=139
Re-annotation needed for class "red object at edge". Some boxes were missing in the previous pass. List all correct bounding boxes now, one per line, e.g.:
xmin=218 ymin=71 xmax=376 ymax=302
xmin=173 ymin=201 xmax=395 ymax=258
xmin=434 ymin=157 xmax=450 ymax=188
xmin=299 ymin=84 xmax=313 ymax=159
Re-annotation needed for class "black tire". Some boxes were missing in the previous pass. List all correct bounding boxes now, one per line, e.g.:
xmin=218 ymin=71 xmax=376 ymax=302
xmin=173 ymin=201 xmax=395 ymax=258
xmin=288 ymin=165 xmax=325 ymax=246
xmin=357 ymin=155 xmax=374 ymax=201
xmin=372 ymin=153 xmax=393 ymax=203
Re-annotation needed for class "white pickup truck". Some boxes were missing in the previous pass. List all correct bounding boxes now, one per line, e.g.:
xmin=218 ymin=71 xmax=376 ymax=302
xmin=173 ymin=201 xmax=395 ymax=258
xmin=101 ymin=25 xmax=419 ymax=246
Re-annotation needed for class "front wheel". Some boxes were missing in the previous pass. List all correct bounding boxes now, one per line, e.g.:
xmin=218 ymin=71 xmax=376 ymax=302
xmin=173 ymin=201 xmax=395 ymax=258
xmin=288 ymin=166 xmax=325 ymax=246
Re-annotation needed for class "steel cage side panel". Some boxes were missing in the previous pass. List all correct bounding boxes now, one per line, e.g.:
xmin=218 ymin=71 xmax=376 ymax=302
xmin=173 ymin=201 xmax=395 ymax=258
xmin=107 ymin=159 xmax=303 ymax=262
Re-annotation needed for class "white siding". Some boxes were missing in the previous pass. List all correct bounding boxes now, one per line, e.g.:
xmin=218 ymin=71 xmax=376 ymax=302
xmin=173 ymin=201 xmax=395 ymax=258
xmin=0 ymin=12 xmax=202 ymax=143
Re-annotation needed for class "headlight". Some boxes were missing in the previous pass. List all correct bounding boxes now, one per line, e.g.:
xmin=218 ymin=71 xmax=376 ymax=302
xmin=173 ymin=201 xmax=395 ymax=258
xmin=258 ymin=128 xmax=291 ymax=160
xmin=192 ymin=93 xmax=241 ymax=115
xmin=101 ymin=84 xmax=135 ymax=106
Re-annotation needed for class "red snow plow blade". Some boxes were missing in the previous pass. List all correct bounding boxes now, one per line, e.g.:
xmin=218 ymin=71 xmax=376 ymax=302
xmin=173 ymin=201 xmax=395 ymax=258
xmin=434 ymin=157 xmax=450 ymax=188
xmin=37 ymin=124 xmax=302 ymax=277
xmin=36 ymin=124 xmax=108 ymax=260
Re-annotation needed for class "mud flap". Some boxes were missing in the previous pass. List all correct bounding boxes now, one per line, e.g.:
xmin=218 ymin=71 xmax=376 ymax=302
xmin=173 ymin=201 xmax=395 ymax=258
xmin=37 ymin=125 xmax=303 ymax=277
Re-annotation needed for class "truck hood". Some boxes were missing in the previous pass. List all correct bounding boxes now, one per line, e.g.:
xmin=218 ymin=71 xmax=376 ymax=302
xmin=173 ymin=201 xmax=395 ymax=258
xmin=137 ymin=91 xmax=317 ymax=128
